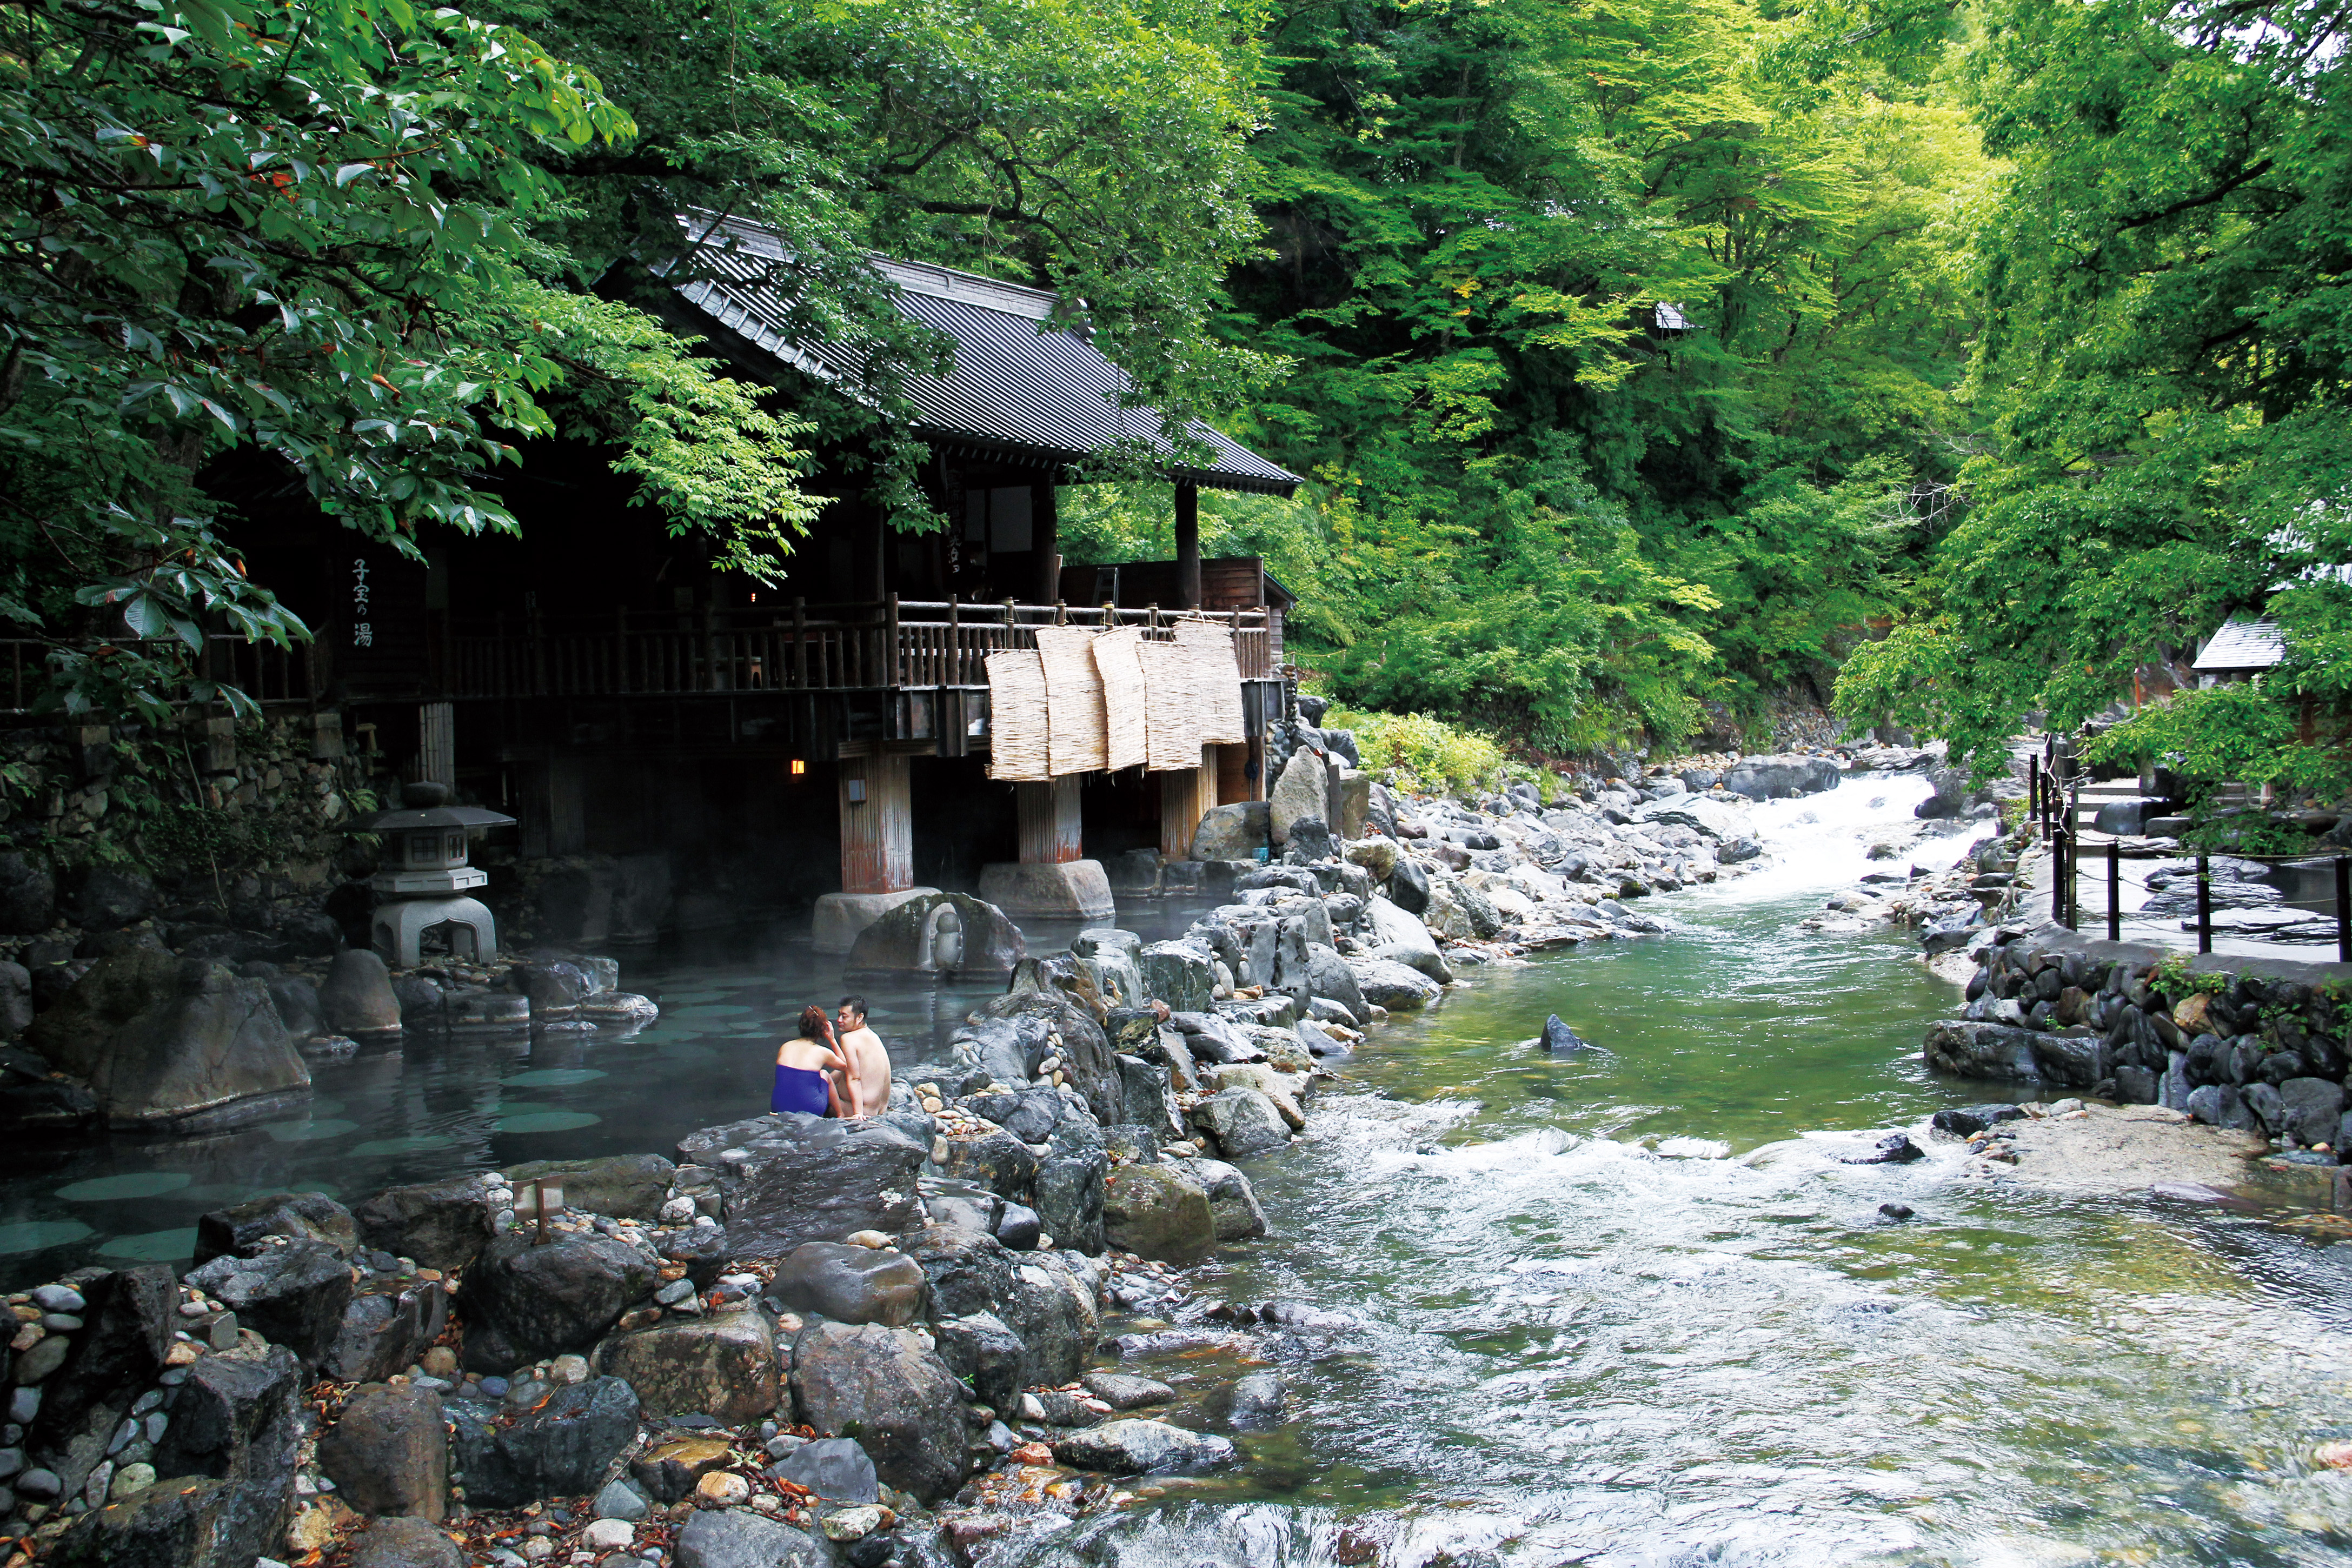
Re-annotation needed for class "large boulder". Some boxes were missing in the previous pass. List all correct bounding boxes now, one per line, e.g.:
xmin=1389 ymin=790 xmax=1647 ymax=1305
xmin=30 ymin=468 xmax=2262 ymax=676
xmin=1137 ymin=941 xmax=1215 ymax=1014
xmin=899 ymin=1226 xmax=1098 ymax=1388
xmin=63 ymin=866 xmax=155 ymax=929
xmin=0 ymin=852 xmax=55 ymax=936
xmin=675 ymin=1508 xmax=824 ymax=1568
xmin=1190 ymin=1087 xmax=1292 ymax=1159
xmin=2278 ymin=1077 xmax=2346 ymax=1146
xmin=1048 ymin=1419 xmax=1237 ymax=1475
xmin=350 ymin=1517 xmax=464 ymax=1568
xmin=1348 ymin=958 xmax=1441 ymax=1011
xmin=936 ymin=1124 xmax=1040 ymax=1199
xmin=185 ymin=1240 xmax=355 ymax=1370
xmin=1101 ymin=1163 xmax=1214 ymax=1264
xmin=26 ymin=1265 xmax=174 ymax=1457
xmin=503 ymin=1154 xmax=675 ymax=1221
xmin=24 ymin=948 xmax=309 ymax=1126
xmin=1033 ymin=1150 xmax=1107 ymax=1255
xmin=323 ymin=1281 xmax=449 ymax=1385
xmin=846 ymin=892 xmax=1026 ymax=975
xmin=317 ymin=1384 xmax=447 ymax=1520
xmin=1195 ymin=1158 xmax=1268 ymax=1240
xmin=788 ymin=1320 xmax=969 ymax=1502
xmin=192 ymin=1191 xmax=356 ymax=1267
xmin=145 ymin=1343 xmax=303 ymax=1566
xmin=1631 ymin=794 xmax=1756 ymax=842
xmin=1267 ymin=752 xmax=1328 ymax=848
xmin=447 ymin=1377 xmax=639 ymax=1510
xmin=594 ymin=1308 xmax=778 ymax=1424
xmin=930 ymin=1313 xmax=1025 ymax=1416
xmin=1191 ymin=802 xmax=1271 ymax=862
xmin=768 ymin=1243 xmax=928 ymax=1326
xmin=353 ymin=1177 xmax=497 ymax=1272
xmin=1922 ymin=1020 xmax=2045 ymax=1083
xmin=457 ymin=1232 xmax=658 ymax=1372
xmin=1720 ymin=754 xmax=1842 ymax=801
xmin=771 ymin=1436 xmax=880 ymax=1503
xmin=969 ymin=991 xmax=1122 ymax=1128
xmin=1115 ymin=1055 xmax=1182 ymax=1140
xmin=675 ymin=1114 xmax=927 ymax=1259
xmin=1071 ymin=929 xmax=1147 ymax=1011
xmin=1303 ymin=943 xmax=1365 ymax=1019
xmin=1363 ymin=897 xmax=1451 ymax=984
xmin=318 ymin=949 xmax=402 ymax=1037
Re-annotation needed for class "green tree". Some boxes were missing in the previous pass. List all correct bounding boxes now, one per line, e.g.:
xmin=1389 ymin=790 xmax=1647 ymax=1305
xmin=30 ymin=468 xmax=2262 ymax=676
xmin=1 ymin=0 xmax=818 ymax=718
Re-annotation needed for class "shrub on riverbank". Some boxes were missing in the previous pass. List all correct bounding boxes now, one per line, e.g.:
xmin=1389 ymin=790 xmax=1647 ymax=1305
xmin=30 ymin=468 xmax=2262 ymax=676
xmin=1323 ymin=707 xmax=1547 ymax=801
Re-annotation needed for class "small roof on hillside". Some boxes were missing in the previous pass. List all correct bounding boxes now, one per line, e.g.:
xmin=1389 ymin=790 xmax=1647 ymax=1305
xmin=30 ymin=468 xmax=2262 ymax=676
xmin=2193 ymin=617 xmax=2287 ymax=673
xmin=666 ymin=214 xmax=1301 ymax=497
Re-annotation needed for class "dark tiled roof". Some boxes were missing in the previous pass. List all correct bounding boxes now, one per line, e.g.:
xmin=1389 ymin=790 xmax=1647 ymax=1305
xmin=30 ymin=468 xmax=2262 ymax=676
xmin=2193 ymin=617 xmax=2287 ymax=672
xmin=667 ymin=214 xmax=1301 ymax=497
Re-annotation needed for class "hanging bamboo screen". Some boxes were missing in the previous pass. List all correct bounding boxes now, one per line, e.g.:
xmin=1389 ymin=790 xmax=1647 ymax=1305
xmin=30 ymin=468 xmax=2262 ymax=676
xmin=1091 ymin=626 xmax=1149 ymax=774
xmin=1033 ymin=627 xmax=1110 ymax=775
xmin=984 ymin=649 xmax=1051 ymax=781
xmin=1139 ymin=636 xmax=1202 ymax=772
xmin=1176 ymin=619 xmax=1248 ymax=745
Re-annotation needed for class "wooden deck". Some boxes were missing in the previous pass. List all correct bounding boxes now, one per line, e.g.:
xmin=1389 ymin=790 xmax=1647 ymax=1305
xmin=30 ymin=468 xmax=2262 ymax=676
xmin=0 ymin=635 xmax=317 ymax=715
xmin=441 ymin=598 xmax=1277 ymax=701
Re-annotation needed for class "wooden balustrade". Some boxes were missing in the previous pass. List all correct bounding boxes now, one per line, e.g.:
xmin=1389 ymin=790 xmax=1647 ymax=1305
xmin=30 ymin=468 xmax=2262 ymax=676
xmin=0 ymin=635 xmax=315 ymax=715
xmin=442 ymin=598 xmax=1275 ymax=700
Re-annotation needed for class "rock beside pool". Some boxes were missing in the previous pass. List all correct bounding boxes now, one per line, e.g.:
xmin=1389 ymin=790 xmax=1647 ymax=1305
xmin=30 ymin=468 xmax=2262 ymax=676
xmin=24 ymin=948 xmax=310 ymax=1127
xmin=317 ymin=1384 xmax=448 ymax=1520
xmin=594 ymin=1308 xmax=779 ymax=1425
xmin=191 ymin=1191 xmax=356 ymax=1267
xmin=1188 ymin=1087 xmax=1291 ymax=1159
xmin=318 ymin=949 xmax=403 ymax=1038
xmin=1347 ymin=957 xmax=1442 ymax=1010
xmin=352 ymin=1175 xmax=499 ymax=1272
xmin=184 ymin=1239 xmax=355 ymax=1371
xmin=503 ymin=1154 xmax=676 ymax=1221
xmin=1047 ymin=1418 xmax=1236 ymax=1474
xmin=1100 ymin=1162 xmax=1214 ymax=1264
xmin=1840 ymin=1133 xmax=1925 ymax=1166
xmin=768 ymin=1242 xmax=929 ymax=1327
xmin=459 ymin=1232 xmax=659 ymax=1372
xmin=674 ymin=1507 xmax=824 ymax=1568
xmin=788 ymin=1321 xmax=967 ymax=1502
xmin=675 ymin=1114 xmax=927 ymax=1260
xmin=349 ymin=1515 xmax=464 ymax=1568
xmin=323 ymin=1280 xmax=448 ymax=1385
xmin=447 ymin=1376 xmax=640 ymax=1510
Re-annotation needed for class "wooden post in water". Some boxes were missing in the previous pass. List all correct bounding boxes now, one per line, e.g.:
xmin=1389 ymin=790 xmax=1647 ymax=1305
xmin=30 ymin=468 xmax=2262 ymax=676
xmin=1015 ymin=778 xmax=1084 ymax=865
xmin=2195 ymin=853 xmax=2213 ymax=955
xmin=2107 ymin=840 xmax=2121 ymax=942
xmin=2028 ymin=755 xmax=2042 ymax=841
xmin=2336 ymin=856 xmax=2350 ymax=964
xmin=2051 ymin=831 xmax=2066 ymax=924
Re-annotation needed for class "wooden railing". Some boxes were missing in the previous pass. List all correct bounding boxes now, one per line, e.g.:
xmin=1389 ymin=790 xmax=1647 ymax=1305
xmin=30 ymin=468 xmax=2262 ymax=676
xmin=0 ymin=635 xmax=316 ymax=715
xmin=443 ymin=598 xmax=1276 ymax=700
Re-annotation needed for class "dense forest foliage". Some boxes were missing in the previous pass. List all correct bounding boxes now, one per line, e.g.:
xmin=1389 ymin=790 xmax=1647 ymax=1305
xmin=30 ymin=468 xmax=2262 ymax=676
xmin=4 ymin=0 xmax=2346 ymax=796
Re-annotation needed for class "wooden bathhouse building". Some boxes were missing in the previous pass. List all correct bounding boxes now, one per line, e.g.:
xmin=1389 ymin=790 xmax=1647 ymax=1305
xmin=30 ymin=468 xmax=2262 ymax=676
xmin=190 ymin=215 xmax=1306 ymax=947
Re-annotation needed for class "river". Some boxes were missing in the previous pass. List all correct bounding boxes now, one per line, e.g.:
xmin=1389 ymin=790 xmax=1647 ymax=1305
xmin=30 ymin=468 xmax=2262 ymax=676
xmin=6 ymin=780 xmax=2352 ymax=1562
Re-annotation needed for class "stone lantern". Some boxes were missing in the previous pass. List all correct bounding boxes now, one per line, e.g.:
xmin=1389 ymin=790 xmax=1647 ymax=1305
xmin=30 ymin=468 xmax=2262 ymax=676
xmin=351 ymin=780 xmax=514 ymax=966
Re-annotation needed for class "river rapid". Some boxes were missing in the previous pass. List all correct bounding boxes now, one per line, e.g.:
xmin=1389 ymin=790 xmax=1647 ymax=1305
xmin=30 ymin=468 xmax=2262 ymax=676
xmin=1001 ymin=780 xmax=2352 ymax=1568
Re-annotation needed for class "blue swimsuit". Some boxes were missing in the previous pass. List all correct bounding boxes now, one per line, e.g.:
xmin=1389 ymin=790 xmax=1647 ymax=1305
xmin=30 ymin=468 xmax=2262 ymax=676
xmin=771 ymin=1062 xmax=830 ymax=1116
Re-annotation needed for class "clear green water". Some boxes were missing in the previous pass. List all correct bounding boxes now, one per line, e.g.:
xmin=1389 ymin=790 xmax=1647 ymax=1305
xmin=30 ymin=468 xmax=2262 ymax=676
xmin=1016 ymin=801 xmax=2352 ymax=1567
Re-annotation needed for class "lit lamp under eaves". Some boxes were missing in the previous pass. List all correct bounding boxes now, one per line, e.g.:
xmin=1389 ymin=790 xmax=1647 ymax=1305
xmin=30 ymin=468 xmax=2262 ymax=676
xmin=349 ymin=780 xmax=515 ymax=967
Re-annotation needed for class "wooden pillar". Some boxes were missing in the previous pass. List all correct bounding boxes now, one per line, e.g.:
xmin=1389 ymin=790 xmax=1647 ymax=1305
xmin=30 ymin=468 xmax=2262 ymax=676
xmin=1159 ymin=746 xmax=1218 ymax=858
xmin=839 ymin=749 xmax=913 ymax=894
xmin=1033 ymin=481 xmax=1061 ymax=607
xmin=1015 ymin=776 xmax=1084 ymax=864
xmin=1174 ymin=481 xmax=1201 ymax=610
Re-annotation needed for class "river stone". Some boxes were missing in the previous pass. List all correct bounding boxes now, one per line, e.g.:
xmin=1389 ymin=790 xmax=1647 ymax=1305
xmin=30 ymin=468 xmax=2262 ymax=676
xmin=1267 ymin=753 xmax=1327 ymax=848
xmin=1840 ymin=1132 xmax=1924 ymax=1166
xmin=350 ymin=1515 xmax=464 ymax=1568
xmin=770 ymin=1436 xmax=880 ymax=1503
xmin=1631 ymin=794 xmax=1756 ymax=842
xmin=788 ymin=1320 xmax=966 ymax=1501
xmin=318 ymin=949 xmax=402 ymax=1036
xmin=27 ymin=1265 xmax=174 ymax=1453
xmin=848 ymin=892 xmax=1026 ymax=975
xmin=675 ymin=1113 xmax=926 ymax=1259
xmin=185 ymin=1239 xmax=355 ymax=1370
xmin=1101 ymin=1163 xmax=1214 ymax=1264
xmin=1193 ymin=1158 xmax=1268 ymax=1240
xmin=1190 ymin=1087 xmax=1291 ymax=1159
xmin=1349 ymin=957 xmax=1441 ymax=1011
xmin=595 ymin=1308 xmax=778 ymax=1423
xmin=25 ymin=948 xmax=310 ymax=1126
xmin=1192 ymin=801 xmax=1272 ymax=862
xmin=938 ymin=1124 xmax=1040 ymax=1199
xmin=147 ymin=1343 xmax=303 ymax=1565
xmin=1048 ymin=1418 xmax=1237 ymax=1475
xmin=971 ymin=991 xmax=1125 ymax=1128
xmin=447 ymin=1377 xmax=639 ymax=1509
xmin=1540 ymin=1015 xmax=1599 ymax=1053
xmin=2277 ymin=1077 xmax=2346 ymax=1146
xmin=64 ymin=866 xmax=155 ymax=929
xmin=1929 ymin=1104 xmax=2024 ymax=1137
xmin=676 ymin=1507 xmax=823 ymax=1568
xmin=1921 ymin=1020 xmax=2043 ymax=1082
xmin=961 ymin=1085 xmax=1064 ymax=1142
xmin=1081 ymin=1372 xmax=1173 ymax=1411
xmin=1226 ymin=1370 xmax=1286 ymax=1427
xmin=1720 ymin=754 xmax=1842 ymax=801
xmin=1137 ymin=941 xmax=1215 ymax=1014
xmin=1302 ymin=943 xmax=1365 ymax=1019
xmin=325 ymin=1281 xmax=448 ymax=1385
xmin=459 ymin=1232 xmax=658 ymax=1372
xmin=1115 ymin=1055 xmax=1182 ymax=1140
xmin=769 ymin=1243 xmax=928 ymax=1326
xmin=931 ymin=1313 xmax=1024 ymax=1415
xmin=318 ymin=1384 xmax=447 ymax=1520
xmin=353 ymin=1176 xmax=496 ymax=1272
xmin=503 ymin=1154 xmax=676 ymax=1220
xmin=192 ymin=1190 xmax=357 ymax=1267
xmin=0 ymin=853 xmax=54 ymax=937
xmin=900 ymin=1226 xmax=1099 ymax=1388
